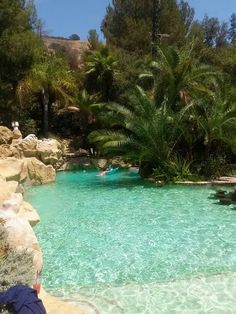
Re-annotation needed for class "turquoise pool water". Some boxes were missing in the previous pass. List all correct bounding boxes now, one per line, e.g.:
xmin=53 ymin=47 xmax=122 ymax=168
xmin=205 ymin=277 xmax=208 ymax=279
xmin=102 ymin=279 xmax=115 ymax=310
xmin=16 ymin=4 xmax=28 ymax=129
xmin=26 ymin=171 xmax=236 ymax=313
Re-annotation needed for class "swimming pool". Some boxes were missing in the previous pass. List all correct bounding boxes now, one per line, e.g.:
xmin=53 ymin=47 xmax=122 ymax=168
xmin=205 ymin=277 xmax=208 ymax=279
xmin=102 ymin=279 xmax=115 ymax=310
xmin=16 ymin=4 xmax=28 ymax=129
xmin=26 ymin=170 xmax=236 ymax=313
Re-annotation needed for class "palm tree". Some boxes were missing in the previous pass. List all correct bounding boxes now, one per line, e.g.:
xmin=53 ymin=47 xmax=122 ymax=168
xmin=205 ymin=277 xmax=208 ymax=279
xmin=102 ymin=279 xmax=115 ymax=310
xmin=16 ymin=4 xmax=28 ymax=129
xmin=193 ymin=88 xmax=236 ymax=158
xmin=152 ymin=0 xmax=161 ymax=57
xmin=89 ymin=86 xmax=183 ymax=175
xmin=85 ymin=47 xmax=117 ymax=101
xmin=17 ymin=53 xmax=76 ymax=137
xmin=140 ymin=45 xmax=218 ymax=110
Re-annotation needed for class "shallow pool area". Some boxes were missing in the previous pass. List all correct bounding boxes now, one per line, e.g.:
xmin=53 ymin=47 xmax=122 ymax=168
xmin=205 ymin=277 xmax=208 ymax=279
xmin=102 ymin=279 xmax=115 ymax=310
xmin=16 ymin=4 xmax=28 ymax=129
xmin=26 ymin=170 xmax=236 ymax=313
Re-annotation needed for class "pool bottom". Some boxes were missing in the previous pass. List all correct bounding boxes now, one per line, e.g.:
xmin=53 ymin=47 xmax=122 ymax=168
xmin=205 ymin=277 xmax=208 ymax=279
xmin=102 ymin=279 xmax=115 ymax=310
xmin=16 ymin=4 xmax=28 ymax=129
xmin=47 ymin=271 xmax=236 ymax=314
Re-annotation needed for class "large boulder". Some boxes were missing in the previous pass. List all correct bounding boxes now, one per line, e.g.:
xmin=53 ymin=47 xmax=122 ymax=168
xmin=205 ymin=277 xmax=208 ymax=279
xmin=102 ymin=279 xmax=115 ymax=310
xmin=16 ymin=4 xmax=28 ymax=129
xmin=26 ymin=157 xmax=56 ymax=185
xmin=36 ymin=139 xmax=62 ymax=166
xmin=0 ymin=126 xmax=13 ymax=144
xmin=1 ymin=191 xmax=39 ymax=227
xmin=19 ymin=201 xmax=40 ymax=226
xmin=0 ymin=209 xmax=43 ymax=273
xmin=2 ymin=192 xmax=23 ymax=213
xmin=11 ymin=129 xmax=23 ymax=146
xmin=0 ymin=157 xmax=28 ymax=182
xmin=0 ymin=144 xmax=13 ymax=158
xmin=0 ymin=178 xmax=18 ymax=207
xmin=16 ymin=134 xmax=38 ymax=158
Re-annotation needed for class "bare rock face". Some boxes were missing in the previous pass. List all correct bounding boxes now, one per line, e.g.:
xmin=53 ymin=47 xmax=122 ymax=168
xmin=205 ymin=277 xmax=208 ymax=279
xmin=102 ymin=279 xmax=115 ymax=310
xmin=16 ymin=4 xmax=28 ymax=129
xmin=36 ymin=139 xmax=62 ymax=166
xmin=26 ymin=157 xmax=56 ymax=185
xmin=0 ymin=157 xmax=28 ymax=182
xmin=0 ymin=126 xmax=13 ymax=144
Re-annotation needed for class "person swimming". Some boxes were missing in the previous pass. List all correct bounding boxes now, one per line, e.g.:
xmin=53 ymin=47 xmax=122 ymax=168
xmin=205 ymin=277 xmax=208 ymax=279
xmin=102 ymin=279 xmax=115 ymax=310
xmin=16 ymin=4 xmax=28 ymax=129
xmin=99 ymin=167 xmax=109 ymax=176
xmin=99 ymin=166 xmax=118 ymax=176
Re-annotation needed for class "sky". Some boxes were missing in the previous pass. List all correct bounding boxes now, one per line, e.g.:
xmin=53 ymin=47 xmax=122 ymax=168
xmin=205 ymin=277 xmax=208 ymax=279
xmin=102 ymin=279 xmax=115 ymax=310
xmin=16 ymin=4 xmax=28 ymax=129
xmin=35 ymin=0 xmax=236 ymax=40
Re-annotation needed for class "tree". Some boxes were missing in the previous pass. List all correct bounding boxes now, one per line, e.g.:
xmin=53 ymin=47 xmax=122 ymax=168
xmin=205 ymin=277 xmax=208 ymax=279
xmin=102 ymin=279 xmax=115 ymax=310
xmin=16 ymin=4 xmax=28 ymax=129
xmin=202 ymin=15 xmax=220 ymax=47
xmin=87 ymin=29 xmax=101 ymax=50
xmin=69 ymin=34 xmax=80 ymax=40
xmin=229 ymin=13 xmax=236 ymax=44
xmin=191 ymin=87 xmax=236 ymax=160
xmin=178 ymin=0 xmax=195 ymax=34
xmin=152 ymin=0 xmax=161 ymax=57
xmin=17 ymin=53 xmax=76 ymax=137
xmin=0 ymin=0 xmax=42 ymax=88
xmin=216 ymin=22 xmax=229 ymax=48
xmin=101 ymin=0 xmax=195 ymax=54
xmin=89 ymin=86 xmax=182 ymax=175
xmin=139 ymin=45 xmax=217 ymax=110
xmin=0 ymin=0 xmax=43 ymax=126
xmin=85 ymin=47 xmax=117 ymax=101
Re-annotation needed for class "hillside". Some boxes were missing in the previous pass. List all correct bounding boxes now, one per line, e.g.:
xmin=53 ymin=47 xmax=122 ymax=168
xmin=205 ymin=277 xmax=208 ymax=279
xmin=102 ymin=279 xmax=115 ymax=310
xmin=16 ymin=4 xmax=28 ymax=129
xmin=42 ymin=36 xmax=90 ymax=68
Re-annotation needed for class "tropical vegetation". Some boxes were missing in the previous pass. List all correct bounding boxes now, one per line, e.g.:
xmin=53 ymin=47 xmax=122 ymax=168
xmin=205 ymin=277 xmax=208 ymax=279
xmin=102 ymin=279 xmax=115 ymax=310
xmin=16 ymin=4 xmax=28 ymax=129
xmin=0 ymin=0 xmax=236 ymax=181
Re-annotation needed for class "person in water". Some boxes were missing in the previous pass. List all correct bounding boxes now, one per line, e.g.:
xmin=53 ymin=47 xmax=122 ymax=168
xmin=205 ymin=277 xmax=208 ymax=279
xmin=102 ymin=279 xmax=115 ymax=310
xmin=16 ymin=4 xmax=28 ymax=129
xmin=99 ymin=167 xmax=110 ymax=176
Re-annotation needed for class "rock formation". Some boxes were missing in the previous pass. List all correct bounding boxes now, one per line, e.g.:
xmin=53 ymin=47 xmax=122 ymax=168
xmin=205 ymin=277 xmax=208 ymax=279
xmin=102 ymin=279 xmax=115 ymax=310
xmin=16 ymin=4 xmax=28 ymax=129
xmin=0 ymin=126 xmax=62 ymax=277
xmin=0 ymin=126 xmax=13 ymax=144
xmin=0 ymin=126 xmax=63 ymax=185
xmin=0 ymin=177 xmax=42 ymax=274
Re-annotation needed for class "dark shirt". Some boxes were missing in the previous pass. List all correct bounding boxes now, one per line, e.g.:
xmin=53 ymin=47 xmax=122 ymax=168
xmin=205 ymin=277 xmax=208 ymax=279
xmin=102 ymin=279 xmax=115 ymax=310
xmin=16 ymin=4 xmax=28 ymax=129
xmin=0 ymin=285 xmax=46 ymax=314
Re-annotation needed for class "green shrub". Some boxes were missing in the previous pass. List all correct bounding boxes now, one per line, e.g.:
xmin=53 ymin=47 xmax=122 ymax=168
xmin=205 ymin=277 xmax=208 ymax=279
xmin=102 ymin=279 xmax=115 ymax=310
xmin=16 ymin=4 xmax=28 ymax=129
xmin=0 ymin=226 xmax=34 ymax=314
xmin=153 ymin=156 xmax=194 ymax=182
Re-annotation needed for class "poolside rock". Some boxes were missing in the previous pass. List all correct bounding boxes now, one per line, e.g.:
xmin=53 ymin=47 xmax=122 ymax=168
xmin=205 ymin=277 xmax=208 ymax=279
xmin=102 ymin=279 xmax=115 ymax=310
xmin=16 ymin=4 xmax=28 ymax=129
xmin=2 ymin=193 xmax=23 ymax=213
xmin=59 ymin=157 xmax=92 ymax=171
xmin=0 ymin=179 xmax=18 ymax=207
xmin=0 ymin=126 xmax=13 ymax=144
xmin=36 ymin=139 xmax=62 ymax=166
xmin=11 ymin=129 xmax=23 ymax=146
xmin=0 ymin=209 xmax=43 ymax=273
xmin=0 ymin=157 xmax=28 ymax=182
xmin=19 ymin=201 xmax=40 ymax=226
xmin=26 ymin=157 xmax=56 ymax=185
xmin=15 ymin=134 xmax=38 ymax=158
xmin=97 ymin=158 xmax=108 ymax=169
xmin=0 ymin=144 xmax=13 ymax=157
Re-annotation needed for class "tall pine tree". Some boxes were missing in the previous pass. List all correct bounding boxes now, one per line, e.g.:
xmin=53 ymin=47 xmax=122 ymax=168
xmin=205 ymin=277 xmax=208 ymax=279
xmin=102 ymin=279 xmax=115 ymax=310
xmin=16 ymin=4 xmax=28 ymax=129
xmin=229 ymin=13 xmax=236 ymax=44
xmin=101 ymin=0 xmax=195 ymax=54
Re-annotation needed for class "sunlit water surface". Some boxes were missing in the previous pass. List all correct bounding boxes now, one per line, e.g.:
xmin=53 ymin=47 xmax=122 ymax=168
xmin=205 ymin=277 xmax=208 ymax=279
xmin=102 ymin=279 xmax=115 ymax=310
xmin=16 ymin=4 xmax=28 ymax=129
xmin=26 ymin=171 xmax=236 ymax=313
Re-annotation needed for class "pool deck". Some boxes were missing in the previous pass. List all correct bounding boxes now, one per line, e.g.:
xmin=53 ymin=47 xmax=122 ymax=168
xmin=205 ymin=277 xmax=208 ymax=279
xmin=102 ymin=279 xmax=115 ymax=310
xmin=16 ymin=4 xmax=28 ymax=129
xmin=147 ymin=176 xmax=236 ymax=186
xmin=40 ymin=288 xmax=86 ymax=314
